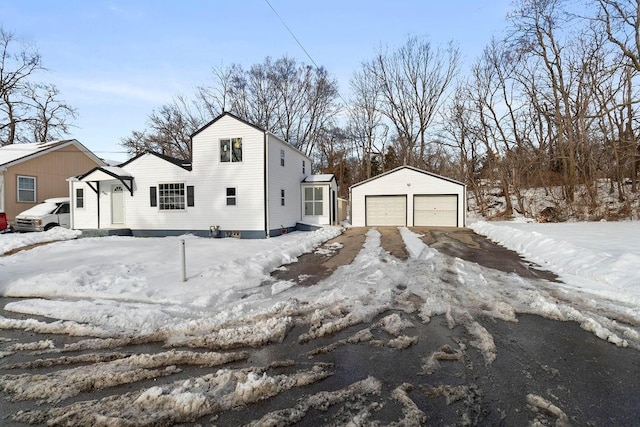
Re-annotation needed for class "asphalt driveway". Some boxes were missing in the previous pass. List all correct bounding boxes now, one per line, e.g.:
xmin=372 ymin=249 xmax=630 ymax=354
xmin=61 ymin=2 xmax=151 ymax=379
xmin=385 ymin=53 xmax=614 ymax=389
xmin=1 ymin=226 xmax=638 ymax=426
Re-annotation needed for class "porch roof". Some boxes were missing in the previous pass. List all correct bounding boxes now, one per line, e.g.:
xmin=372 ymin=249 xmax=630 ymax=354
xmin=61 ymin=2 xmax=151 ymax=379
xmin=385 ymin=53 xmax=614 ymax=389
xmin=77 ymin=166 xmax=134 ymax=195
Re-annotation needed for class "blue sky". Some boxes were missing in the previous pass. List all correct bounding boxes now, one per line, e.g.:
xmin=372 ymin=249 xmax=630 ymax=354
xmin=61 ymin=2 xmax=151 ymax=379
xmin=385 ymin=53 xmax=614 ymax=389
xmin=2 ymin=1 xmax=511 ymax=162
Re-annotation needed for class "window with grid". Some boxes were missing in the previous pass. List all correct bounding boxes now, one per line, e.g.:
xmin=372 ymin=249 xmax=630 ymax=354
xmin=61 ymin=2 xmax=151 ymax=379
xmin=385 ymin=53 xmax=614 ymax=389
xmin=226 ymin=187 xmax=237 ymax=206
xmin=280 ymin=149 xmax=285 ymax=166
xmin=304 ymin=186 xmax=323 ymax=216
xmin=76 ymin=188 xmax=84 ymax=208
xmin=17 ymin=175 xmax=36 ymax=203
xmin=158 ymin=183 xmax=185 ymax=210
xmin=281 ymin=189 xmax=285 ymax=206
xmin=220 ymin=138 xmax=242 ymax=162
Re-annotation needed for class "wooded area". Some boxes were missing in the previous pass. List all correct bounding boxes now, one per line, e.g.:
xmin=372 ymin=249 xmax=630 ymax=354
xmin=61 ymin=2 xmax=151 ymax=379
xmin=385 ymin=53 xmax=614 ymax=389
xmin=3 ymin=0 xmax=640 ymax=220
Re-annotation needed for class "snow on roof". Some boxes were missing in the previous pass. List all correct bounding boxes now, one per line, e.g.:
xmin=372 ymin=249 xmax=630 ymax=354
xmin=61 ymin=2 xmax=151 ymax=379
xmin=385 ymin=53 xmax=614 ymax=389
xmin=101 ymin=166 xmax=132 ymax=177
xmin=0 ymin=140 xmax=70 ymax=166
xmin=303 ymin=174 xmax=335 ymax=183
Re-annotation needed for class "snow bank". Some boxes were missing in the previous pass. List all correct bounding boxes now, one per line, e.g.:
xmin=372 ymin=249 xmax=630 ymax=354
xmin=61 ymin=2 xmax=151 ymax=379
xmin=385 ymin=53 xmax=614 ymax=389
xmin=471 ymin=221 xmax=640 ymax=306
xmin=0 ymin=228 xmax=81 ymax=254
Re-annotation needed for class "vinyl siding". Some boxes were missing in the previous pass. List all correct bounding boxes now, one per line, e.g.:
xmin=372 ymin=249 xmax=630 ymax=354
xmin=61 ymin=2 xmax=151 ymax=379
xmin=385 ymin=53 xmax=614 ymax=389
xmin=2 ymin=144 xmax=101 ymax=223
xmin=191 ymin=114 xmax=266 ymax=232
xmin=350 ymin=167 xmax=465 ymax=227
xmin=266 ymin=134 xmax=310 ymax=233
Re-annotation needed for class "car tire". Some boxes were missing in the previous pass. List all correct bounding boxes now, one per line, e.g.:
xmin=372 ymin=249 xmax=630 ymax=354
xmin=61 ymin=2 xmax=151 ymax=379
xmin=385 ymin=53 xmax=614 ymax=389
xmin=44 ymin=223 xmax=58 ymax=231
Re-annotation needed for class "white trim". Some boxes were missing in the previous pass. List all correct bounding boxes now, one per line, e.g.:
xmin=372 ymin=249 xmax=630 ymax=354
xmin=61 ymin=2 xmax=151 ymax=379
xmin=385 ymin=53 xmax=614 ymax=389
xmin=16 ymin=175 xmax=37 ymax=203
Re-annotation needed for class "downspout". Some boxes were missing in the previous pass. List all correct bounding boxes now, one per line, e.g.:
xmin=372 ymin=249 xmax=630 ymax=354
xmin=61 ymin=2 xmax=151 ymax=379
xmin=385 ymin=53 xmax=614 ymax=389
xmin=263 ymin=132 xmax=269 ymax=238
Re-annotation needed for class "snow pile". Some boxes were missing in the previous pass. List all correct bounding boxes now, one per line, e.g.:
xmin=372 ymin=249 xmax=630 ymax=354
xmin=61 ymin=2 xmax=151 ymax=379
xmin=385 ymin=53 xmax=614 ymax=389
xmin=13 ymin=365 xmax=333 ymax=425
xmin=0 ymin=228 xmax=81 ymax=254
xmin=471 ymin=221 xmax=640 ymax=306
xmin=0 ymin=350 xmax=247 ymax=403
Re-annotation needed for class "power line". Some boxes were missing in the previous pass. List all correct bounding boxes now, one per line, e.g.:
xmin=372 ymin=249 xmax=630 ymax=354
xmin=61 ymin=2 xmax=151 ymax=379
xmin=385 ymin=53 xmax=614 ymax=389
xmin=264 ymin=0 xmax=353 ymax=112
xmin=264 ymin=0 xmax=321 ymax=70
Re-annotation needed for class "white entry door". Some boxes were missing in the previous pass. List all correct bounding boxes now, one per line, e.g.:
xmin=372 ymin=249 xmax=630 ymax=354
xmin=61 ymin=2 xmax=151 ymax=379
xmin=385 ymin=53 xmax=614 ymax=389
xmin=111 ymin=185 xmax=125 ymax=224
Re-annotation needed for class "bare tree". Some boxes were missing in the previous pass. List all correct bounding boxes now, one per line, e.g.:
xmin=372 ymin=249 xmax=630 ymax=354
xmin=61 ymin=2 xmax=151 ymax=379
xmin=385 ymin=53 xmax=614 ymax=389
xmin=197 ymin=56 xmax=341 ymax=157
xmin=360 ymin=36 xmax=460 ymax=167
xmin=595 ymin=0 xmax=640 ymax=70
xmin=23 ymin=82 xmax=77 ymax=142
xmin=348 ymin=67 xmax=388 ymax=181
xmin=121 ymin=95 xmax=204 ymax=159
xmin=0 ymin=27 xmax=76 ymax=145
xmin=0 ymin=27 xmax=43 ymax=145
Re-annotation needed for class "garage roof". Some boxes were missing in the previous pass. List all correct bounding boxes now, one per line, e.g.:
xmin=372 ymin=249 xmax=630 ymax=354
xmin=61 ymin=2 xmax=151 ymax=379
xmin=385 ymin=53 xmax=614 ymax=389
xmin=350 ymin=165 xmax=465 ymax=189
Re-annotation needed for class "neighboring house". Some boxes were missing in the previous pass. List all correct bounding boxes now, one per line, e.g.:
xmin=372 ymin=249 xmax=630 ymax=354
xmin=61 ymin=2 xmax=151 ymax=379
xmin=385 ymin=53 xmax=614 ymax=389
xmin=350 ymin=165 xmax=466 ymax=227
xmin=0 ymin=140 xmax=104 ymax=225
xmin=70 ymin=112 xmax=338 ymax=238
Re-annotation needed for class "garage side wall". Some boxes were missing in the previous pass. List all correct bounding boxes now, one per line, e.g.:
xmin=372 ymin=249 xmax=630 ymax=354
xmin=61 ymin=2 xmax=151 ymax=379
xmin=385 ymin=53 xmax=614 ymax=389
xmin=350 ymin=168 xmax=465 ymax=227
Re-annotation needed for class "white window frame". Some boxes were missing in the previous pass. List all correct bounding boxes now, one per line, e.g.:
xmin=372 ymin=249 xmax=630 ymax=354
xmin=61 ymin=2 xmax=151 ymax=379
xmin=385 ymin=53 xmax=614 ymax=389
xmin=302 ymin=160 xmax=306 ymax=174
xmin=281 ymin=189 xmax=285 ymax=206
xmin=76 ymin=188 xmax=84 ymax=209
xmin=220 ymin=138 xmax=242 ymax=163
xmin=17 ymin=175 xmax=36 ymax=203
xmin=304 ymin=186 xmax=323 ymax=216
xmin=226 ymin=187 xmax=237 ymax=206
xmin=280 ymin=149 xmax=285 ymax=167
xmin=158 ymin=182 xmax=186 ymax=211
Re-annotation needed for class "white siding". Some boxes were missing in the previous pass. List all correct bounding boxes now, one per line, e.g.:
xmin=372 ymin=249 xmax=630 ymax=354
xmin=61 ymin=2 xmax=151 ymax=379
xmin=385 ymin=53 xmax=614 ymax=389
xmin=350 ymin=167 xmax=465 ymax=227
xmin=120 ymin=155 xmax=192 ymax=230
xmin=301 ymin=181 xmax=337 ymax=226
xmin=267 ymin=134 xmax=310 ymax=233
xmin=191 ymin=115 xmax=266 ymax=233
xmin=70 ymin=181 xmax=98 ymax=229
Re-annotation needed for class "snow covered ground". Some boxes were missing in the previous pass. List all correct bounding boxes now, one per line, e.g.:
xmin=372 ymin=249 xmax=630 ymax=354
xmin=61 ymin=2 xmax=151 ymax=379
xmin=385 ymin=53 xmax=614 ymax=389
xmin=1 ymin=221 xmax=639 ymax=424
xmin=0 ymin=222 xmax=638 ymax=345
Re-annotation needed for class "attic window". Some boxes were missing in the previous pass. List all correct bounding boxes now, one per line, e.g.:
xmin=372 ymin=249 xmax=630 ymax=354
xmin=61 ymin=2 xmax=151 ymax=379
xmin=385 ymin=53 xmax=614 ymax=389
xmin=280 ymin=149 xmax=285 ymax=166
xmin=220 ymin=138 xmax=242 ymax=162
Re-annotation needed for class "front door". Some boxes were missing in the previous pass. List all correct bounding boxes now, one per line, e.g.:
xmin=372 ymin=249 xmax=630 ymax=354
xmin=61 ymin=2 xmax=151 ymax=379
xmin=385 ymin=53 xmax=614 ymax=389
xmin=111 ymin=185 xmax=124 ymax=225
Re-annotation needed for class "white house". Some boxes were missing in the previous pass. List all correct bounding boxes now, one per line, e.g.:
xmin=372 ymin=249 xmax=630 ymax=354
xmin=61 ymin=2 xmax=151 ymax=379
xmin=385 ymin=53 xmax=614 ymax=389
xmin=350 ymin=165 xmax=466 ymax=227
xmin=70 ymin=113 xmax=338 ymax=238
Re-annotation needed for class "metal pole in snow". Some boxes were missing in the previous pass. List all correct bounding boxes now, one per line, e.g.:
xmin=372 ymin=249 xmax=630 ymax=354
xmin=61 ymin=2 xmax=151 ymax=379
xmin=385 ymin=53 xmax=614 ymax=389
xmin=180 ymin=239 xmax=186 ymax=282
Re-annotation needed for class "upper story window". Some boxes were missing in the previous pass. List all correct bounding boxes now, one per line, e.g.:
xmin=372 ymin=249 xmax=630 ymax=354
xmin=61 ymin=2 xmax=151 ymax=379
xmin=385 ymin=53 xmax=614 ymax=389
xmin=302 ymin=160 xmax=306 ymax=174
xmin=17 ymin=175 xmax=36 ymax=203
xmin=280 ymin=149 xmax=285 ymax=166
xmin=220 ymin=138 xmax=242 ymax=162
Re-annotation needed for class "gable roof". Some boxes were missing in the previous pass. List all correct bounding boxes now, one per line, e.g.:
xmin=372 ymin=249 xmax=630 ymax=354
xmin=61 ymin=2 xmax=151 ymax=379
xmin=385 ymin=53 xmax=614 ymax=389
xmin=349 ymin=165 xmax=466 ymax=189
xmin=0 ymin=139 xmax=104 ymax=168
xmin=118 ymin=150 xmax=192 ymax=171
xmin=190 ymin=111 xmax=265 ymax=139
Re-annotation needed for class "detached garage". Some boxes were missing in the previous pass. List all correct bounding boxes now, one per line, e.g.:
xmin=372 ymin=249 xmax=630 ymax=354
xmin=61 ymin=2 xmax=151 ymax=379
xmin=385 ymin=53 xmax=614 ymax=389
xmin=350 ymin=166 xmax=466 ymax=227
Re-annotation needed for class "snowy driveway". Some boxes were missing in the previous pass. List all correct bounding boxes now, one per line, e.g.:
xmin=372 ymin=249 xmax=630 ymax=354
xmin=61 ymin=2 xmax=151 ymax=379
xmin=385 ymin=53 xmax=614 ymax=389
xmin=1 ymin=225 xmax=639 ymax=425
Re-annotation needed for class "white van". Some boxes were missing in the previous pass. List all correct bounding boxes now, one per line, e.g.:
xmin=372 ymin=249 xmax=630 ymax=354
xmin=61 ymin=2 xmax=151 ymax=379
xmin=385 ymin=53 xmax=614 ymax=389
xmin=13 ymin=197 xmax=71 ymax=232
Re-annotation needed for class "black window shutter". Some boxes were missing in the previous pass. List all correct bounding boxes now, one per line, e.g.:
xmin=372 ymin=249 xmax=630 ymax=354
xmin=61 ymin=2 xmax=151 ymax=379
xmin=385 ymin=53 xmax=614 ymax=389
xmin=150 ymin=186 xmax=157 ymax=207
xmin=187 ymin=186 xmax=194 ymax=207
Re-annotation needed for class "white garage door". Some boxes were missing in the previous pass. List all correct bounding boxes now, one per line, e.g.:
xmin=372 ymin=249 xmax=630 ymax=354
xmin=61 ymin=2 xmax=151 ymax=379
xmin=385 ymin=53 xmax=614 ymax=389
xmin=366 ymin=195 xmax=406 ymax=226
xmin=414 ymin=195 xmax=458 ymax=227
